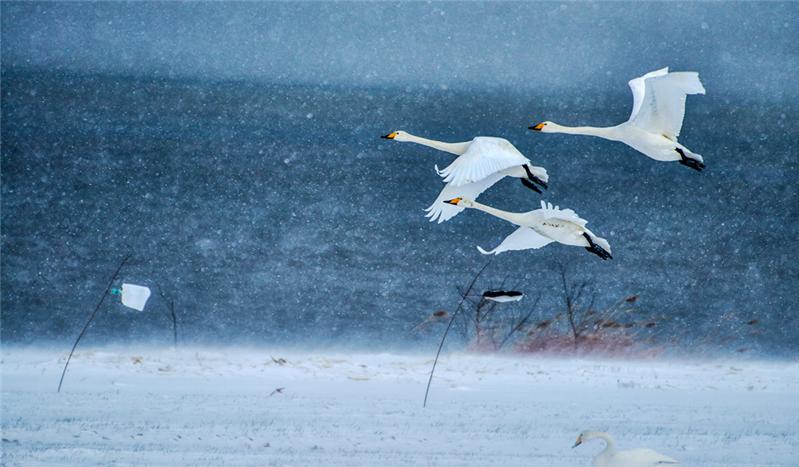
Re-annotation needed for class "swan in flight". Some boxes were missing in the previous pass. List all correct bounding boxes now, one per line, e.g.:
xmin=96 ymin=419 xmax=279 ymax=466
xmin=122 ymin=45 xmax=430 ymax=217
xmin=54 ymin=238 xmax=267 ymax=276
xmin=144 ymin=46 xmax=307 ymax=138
xmin=381 ymin=131 xmax=549 ymax=223
xmin=444 ymin=198 xmax=612 ymax=260
xmin=530 ymin=67 xmax=706 ymax=171
xmin=573 ymin=431 xmax=679 ymax=467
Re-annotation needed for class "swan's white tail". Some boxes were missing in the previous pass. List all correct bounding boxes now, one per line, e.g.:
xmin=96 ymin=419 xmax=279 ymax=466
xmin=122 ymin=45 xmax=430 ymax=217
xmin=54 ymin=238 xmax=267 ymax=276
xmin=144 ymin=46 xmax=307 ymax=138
xmin=681 ymin=148 xmax=704 ymax=163
xmin=588 ymin=232 xmax=612 ymax=255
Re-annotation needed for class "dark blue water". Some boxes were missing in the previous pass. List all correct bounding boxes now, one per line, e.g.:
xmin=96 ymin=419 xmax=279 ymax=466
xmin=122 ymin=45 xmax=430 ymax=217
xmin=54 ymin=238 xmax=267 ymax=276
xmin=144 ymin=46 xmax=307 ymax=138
xmin=2 ymin=2 xmax=797 ymax=354
xmin=2 ymin=70 xmax=796 ymax=354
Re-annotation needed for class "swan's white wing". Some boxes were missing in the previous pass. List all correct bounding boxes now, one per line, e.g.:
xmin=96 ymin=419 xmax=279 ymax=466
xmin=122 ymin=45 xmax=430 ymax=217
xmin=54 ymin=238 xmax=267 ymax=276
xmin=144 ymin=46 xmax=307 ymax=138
xmin=628 ymin=67 xmax=669 ymax=121
xmin=477 ymin=227 xmax=553 ymax=255
xmin=425 ymin=172 xmax=506 ymax=223
xmin=537 ymin=200 xmax=588 ymax=228
xmin=630 ymin=70 xmax=706 ymax=140
xmin=438 ymin=137 xmax=530 ymax=187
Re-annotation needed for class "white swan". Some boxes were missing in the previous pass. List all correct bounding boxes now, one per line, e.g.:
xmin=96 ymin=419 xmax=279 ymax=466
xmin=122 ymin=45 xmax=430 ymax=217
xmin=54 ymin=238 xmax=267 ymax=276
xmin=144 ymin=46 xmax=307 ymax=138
xmin=443 ymin=198 xmax=612 ymax=260
xmin=381 ymin=131 xmax=549 ymax=223
xmin=531 ymin=67 xmax=706 ymax=171
xmin=573 ymin=431 xmax=679 ymax=467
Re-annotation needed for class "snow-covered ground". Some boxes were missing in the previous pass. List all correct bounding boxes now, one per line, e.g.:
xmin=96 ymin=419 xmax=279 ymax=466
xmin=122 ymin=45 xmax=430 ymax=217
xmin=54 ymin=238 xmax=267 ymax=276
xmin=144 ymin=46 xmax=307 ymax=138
xmin=2 ymin=347 xmax=797 ymax=466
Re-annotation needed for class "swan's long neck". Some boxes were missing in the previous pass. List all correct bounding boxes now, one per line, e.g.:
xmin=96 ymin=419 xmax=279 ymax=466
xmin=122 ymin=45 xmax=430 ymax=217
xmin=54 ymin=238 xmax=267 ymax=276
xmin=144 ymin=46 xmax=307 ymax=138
xmin=401 ymin=133 xmax=470 ymax=155
xmin=468 ymin=201 xmax=528 ymax=226
xmin=549 ymin=123 xmax=619 ymax=140
xmin=591 ymin=432 xmax=617 ymax=457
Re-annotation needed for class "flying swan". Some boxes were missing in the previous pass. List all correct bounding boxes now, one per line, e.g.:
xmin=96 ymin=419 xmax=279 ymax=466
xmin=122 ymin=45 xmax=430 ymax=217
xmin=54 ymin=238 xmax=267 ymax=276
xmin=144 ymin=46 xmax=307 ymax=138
xmin=443 ymin=198 xmax=612 ymax=260
xmin=382 ymin=131 xmax=549 ymax=223
xmin=573 ymin=430 xmax=679 ymax=467
xmin=530 ymin=67 xmax=706 ymax=171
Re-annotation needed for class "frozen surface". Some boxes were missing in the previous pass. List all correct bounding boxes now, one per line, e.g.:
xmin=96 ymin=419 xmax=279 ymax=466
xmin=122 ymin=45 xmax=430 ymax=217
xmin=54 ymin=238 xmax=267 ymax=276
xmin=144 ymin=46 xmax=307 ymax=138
xmin=2 ymin=347 xmax=797 ymax=466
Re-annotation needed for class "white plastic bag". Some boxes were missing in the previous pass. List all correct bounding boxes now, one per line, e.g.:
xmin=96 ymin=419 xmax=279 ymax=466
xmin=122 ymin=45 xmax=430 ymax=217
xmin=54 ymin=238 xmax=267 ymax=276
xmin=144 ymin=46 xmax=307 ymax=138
xmin=120 ymin=283 xmax=151 ymax=311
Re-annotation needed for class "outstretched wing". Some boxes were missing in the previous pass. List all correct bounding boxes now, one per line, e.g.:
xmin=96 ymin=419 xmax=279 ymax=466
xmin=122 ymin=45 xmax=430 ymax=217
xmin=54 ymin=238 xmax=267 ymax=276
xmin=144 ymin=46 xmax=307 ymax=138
xmin=537 ymin=200 xmax=588 ymax=228
xmin=628 ymin=67 xmax=669 ymax=121
xmin=629 ymin=69 xmax=706 ymax=140
xmin=437 ymin=137 xmax=530 ymax=187
xmin=425 ymin=172 xmax=506 ymax=223
xmin=477 ymin=227 xmax=553 ymax=255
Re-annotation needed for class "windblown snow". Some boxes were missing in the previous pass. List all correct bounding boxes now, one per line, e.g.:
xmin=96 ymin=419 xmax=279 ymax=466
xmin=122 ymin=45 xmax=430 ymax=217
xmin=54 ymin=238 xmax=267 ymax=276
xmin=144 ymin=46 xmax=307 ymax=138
xmin=1 ymin=348 xmax=796 ymax=466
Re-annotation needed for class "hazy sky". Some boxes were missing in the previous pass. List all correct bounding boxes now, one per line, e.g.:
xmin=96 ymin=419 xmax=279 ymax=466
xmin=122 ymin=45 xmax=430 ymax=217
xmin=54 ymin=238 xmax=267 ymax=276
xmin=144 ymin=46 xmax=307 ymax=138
xmin=3 ymin=2 xmax=796 ymax=98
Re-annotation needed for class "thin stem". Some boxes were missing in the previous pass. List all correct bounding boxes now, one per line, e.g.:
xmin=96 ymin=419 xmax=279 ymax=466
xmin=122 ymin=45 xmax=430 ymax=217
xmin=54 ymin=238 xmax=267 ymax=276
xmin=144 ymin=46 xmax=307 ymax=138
xmin=58 ymin=252 xmax=132 ymax=392
xmin=424 ymin=259 xmax=492 ymax=408
xmin=158 ymin=284 xmax=178 ymax=347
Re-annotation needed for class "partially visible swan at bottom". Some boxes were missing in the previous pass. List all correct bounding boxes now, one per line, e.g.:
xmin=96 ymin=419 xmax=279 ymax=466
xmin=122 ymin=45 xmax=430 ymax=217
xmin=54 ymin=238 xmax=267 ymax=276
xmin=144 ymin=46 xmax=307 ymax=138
xmin=443 ymin=198 xmax=612 ymax=260
xmin=573 ymin=431 xmax=679 ymax=466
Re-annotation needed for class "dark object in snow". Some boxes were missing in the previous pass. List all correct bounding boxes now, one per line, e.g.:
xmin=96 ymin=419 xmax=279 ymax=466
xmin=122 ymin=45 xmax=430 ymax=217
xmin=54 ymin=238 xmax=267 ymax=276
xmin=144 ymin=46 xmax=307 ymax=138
xmin=482 ymin=290 xmax=524 ymax=303
xmin=58 ymin=253 xmax=132 ymax=393
xmin=271 ymin=357 xmax=288 ymax=366
xmin=432 ymin=310 xmax=448 ymax=318
xmin=269 ymin=387 xmax=285 ymax=397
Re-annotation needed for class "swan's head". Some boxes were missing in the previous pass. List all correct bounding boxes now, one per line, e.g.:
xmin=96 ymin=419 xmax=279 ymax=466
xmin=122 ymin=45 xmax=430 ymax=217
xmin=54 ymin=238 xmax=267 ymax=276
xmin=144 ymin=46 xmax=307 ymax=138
xmin=381 ymin=130 xmax=411 ymax=142
xmin=444 ymin=197 xmax=475 ymax=208
xmin=529 ymin=121 xmax=555 ymax=133
xmin=572 ymin=431 xmax=606 ymax=448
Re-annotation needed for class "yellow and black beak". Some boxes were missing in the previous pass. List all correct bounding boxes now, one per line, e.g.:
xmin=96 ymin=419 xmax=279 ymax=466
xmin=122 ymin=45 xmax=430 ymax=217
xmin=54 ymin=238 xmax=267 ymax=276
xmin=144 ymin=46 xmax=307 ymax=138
xmin=444 ymin=197 xmax=462 ymax=205
xmin=529 ymin=123 xmax=545 ymax=132
xmin=572 ymin=437 xmax=582 ymax=448
xmin=381 ymin=132 xmax=398 ymax=140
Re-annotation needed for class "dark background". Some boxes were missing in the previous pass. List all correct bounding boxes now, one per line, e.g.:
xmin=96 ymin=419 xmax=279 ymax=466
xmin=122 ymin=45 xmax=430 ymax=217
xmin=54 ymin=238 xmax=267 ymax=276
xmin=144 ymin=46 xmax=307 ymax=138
xmin=2 ymin=2 xmax=797 ymax=353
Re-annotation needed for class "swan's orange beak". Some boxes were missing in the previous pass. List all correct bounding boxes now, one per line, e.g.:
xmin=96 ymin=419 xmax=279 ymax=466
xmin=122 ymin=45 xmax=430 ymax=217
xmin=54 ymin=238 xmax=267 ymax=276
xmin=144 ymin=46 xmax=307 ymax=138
xmin=529 ymin=123 xmax=545 ymax=132
xmin=444 ymin=197 xmax=462 ymax=205
xmin=381 ymin=132 xmax=397 ymax=139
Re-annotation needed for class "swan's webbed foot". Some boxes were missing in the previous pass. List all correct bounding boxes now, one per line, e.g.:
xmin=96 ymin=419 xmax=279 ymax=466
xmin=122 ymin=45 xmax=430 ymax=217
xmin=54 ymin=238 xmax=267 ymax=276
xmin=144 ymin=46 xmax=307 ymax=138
xmin=585 ymin=246 xmax=612 ymax=260
xmin=582 ymin=232 xmax=612 ymax=260
xmin=521 ymin=178 xmax=543 ymax=194
xmin=676 ymin=148 xmax=705 ymax=172
xmin=522 ymin=165 xmax=548 ymax=189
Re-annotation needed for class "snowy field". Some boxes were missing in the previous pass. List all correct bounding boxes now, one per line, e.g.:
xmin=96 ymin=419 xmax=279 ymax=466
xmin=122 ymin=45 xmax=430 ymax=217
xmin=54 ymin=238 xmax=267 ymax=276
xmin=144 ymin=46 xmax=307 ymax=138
xmin=2 ymin=347 xmax=797 ymax=466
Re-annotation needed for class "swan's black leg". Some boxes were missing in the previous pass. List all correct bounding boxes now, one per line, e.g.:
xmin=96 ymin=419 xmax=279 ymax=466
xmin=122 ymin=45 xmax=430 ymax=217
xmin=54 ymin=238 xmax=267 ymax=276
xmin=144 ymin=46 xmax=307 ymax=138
xmin=676 ymin=148 xmax=705 ymax=172
xmin=530 ymin=175 xmax=548 ymax=189
xmin=582 ymin=232 xmax=612 ymax=260
xmin=523 ymin=164 xmax=548 ymax=189
xmin=521 ymin=178 xmax=543 ymax=194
